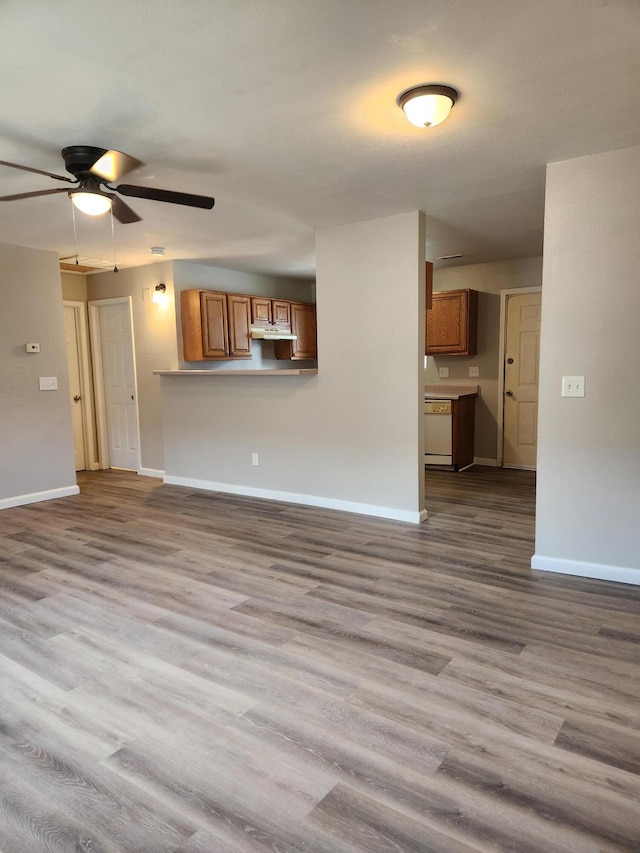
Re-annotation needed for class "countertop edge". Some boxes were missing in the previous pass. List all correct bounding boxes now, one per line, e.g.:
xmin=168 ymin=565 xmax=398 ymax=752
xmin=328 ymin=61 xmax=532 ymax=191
xmin=154 ymin=368 xmax=318 ymax=376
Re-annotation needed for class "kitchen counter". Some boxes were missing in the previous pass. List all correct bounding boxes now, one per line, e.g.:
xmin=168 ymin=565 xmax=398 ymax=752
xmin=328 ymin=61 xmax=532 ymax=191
xmin=424 ymin=384 xmax=479 ymax=400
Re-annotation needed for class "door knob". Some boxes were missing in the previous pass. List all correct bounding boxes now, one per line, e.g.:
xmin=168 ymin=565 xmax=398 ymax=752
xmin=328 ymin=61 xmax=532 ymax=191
xmin=505 ymin=390 xmax=513 ymax=397
xmin=73 ymin=395 xmax=81 ymax=402
xmin=507 ymin=357 xmax=514 ymax=364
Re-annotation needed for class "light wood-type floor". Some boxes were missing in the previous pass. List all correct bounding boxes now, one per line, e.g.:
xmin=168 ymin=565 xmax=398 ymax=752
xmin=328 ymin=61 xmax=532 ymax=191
xmin=0 ymin=467 xmax=639 ymax=852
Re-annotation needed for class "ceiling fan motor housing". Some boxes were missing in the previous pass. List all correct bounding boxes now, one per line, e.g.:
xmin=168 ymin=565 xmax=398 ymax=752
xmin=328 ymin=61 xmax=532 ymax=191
xmin=62 ymin=145 xmax=108 ymax=178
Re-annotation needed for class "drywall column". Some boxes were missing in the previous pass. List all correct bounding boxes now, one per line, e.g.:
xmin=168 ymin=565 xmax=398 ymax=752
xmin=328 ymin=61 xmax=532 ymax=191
xmin=0 ymin=242 xmax=77 ymax=508
xmin=314 ymin=209 xmax=426 ymax=518
xmin=533 ymin=145 xmax=640 ymax=584
xmin=161 ymin=210 xmax=426 ymax=521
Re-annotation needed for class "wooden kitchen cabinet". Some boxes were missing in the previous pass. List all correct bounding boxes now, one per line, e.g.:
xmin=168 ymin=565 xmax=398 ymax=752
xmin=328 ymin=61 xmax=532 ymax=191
xmin=227 ymin=294 xmax=252 ymax=358
xmin=250 ymin=297 xmax=292 ymax=329
xmin=452 ymin=396 xmax=476 ymax=469
xmin=426 ymin=289 xmax=478 ymax=356
xmin=181 ymin=289 xmax=251 ymax=360
xmin=273 ymin=301 xmax=317 ymax=360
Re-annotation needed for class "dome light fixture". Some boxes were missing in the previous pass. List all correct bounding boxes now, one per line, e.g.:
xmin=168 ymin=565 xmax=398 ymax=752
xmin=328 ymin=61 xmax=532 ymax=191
xmin=397 ymin=84 xmax=459 ymax=128
xmin=69 ymin=179 xmax=113 ymax=216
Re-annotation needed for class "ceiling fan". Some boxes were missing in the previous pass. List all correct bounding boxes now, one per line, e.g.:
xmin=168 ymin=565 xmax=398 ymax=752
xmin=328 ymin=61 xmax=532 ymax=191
xmin=0 ymin=145 xmax=215 ymax=223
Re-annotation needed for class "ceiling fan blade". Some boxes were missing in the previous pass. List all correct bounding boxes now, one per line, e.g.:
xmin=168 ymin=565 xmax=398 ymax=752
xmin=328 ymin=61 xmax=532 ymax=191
xmin=90 ymin=149 xmax=143 ymax=182
xmin=0 ymin=187 xmax=71 ymax=201
xmin=117 ymin=183 xmax=215 ymax=209
xmin=0 ymin=159 xmax=75 ymax=183
xmin=106 ymin=193 xmax=142 ymax=224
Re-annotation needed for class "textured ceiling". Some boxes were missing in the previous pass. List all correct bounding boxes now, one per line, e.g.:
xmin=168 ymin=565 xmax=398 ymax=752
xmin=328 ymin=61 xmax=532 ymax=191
xmin=0 ymin=0 xmax=639 ymax=277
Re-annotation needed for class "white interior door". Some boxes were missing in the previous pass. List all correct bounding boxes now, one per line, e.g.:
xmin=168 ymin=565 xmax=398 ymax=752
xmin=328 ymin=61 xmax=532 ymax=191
xmin=96 ymin=300 xmax=139 ymax=471
xmin=63 ymin=304 xmax=86 ymax=471
xmin=503 ymin=291 xmax=542 ymax=469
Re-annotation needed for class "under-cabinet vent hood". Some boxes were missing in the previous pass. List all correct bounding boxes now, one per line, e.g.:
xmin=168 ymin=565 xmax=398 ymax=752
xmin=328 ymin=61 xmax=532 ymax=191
xmin=250 ymin=326 xmax=297 ymax=341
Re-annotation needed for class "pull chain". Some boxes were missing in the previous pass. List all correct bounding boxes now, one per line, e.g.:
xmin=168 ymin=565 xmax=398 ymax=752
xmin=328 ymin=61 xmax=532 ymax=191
xmin=71 ymin=203 xmax=79 ymax=266
xmin=110 ymin=206 xmax=119 ymax=272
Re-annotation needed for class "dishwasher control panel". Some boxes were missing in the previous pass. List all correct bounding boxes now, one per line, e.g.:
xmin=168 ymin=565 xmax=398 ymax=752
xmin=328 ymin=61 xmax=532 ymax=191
xmin=424 ymin=400 xmax=452 ymax=415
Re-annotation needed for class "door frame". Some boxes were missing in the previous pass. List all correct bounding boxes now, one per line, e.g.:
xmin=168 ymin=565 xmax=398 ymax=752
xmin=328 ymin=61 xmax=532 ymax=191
xmin=88 ymin=296 xmax=141 ymax=472
xmin=496 ymin=286 xmax=542 ymax=467
xmin=63 ymin=300 xmax=99 ymax=471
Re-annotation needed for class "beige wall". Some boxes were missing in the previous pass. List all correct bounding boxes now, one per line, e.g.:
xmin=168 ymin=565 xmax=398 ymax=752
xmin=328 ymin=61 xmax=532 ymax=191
xmin=160 ymin=211 xmax=426 ymax=520
xmin=61 ymin=271 xmax=88 ymax=302
xmin=534 ymin=145 xmax=640 ymax=583
xmin=426 ymin=257 xmax=543 ymax=461
xmin=0 ymin=242 xmax=76 ymax=504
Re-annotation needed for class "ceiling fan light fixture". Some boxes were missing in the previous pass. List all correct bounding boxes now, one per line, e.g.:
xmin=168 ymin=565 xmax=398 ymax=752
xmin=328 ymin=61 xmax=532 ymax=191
xmin=70 ymin=190 xmax=113 ymax=216
xmin=398 ymin=84 xmax=459 ymax=128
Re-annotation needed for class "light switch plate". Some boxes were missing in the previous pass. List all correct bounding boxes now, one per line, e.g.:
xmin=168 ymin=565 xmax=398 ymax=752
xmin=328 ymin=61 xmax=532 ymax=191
xmin=438 ymin=367 xmax=449 ymax=378
xmin=469 ymin=366 xmax=480 ymax=377
xmin=26 ymin=342 xmax=40 ymax=353
xmin=39 ymin=376 xmax=58 ymax=391
xmin=561 ymin=375 xmax=585 ymax=397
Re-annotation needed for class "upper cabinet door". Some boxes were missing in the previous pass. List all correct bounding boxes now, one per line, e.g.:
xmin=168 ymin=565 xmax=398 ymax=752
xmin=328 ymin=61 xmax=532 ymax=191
xmin=426 ymin=289 xmax=478 ymax=356
xmin=272 ymin=300 xmax=291 ymax=329
xmin=201 ymin=291 xmax=229 ymax=358
xmin=251 ymin=297 xmax=272 ymax=327
xmin=290 ymin=302 xmax=317 ymax=360
xmin=227 ymin=294 xmax=252 ymax=358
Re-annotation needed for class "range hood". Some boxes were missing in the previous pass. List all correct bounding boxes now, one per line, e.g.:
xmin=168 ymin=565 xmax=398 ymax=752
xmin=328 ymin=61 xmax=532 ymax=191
xmin=250 ymin=325 xmax=297 ymax=341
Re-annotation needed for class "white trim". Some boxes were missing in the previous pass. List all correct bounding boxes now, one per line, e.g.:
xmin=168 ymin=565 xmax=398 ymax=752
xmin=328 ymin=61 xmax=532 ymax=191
xmin=138 ymin=467 xmax=165 ymax=478
xmin=164 ymin=475 xmax=427 ymax=524
xmin=532 ymin=554 xmax=640 ymax=587
xmin=64 ymin=301 xmax=98 ymax=470
xmin=0 ymin=485 xmax=80 ymax=511
xmin=497 ymin=286 xmax=542 ymax=468
xmin=88 ymin=297 xmax=141 ymax=471
xmin=473 ymin=457 xmax=499 ymax=467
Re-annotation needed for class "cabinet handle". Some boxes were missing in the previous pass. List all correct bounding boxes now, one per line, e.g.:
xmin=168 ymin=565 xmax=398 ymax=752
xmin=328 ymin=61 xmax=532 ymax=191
xmin=505 ymin=390 xmax=513 ymax=397
xmin=73 ymin=395 xmax=81 ymax=402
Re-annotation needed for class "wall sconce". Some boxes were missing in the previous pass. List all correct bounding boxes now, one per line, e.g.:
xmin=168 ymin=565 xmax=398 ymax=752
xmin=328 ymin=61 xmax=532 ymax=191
xmin=397 ymin=84 xmax=459 ymax=128
xmin=152 ymin=283 xmax=168 ymax=306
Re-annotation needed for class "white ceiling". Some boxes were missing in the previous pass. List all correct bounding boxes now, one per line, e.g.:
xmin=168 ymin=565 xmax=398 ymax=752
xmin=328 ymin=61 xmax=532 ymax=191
xmin=1 ymin=0 xmax=639 ymax=278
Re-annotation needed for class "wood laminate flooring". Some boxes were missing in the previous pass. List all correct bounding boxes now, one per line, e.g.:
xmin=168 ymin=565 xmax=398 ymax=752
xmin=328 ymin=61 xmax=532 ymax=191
xmin=0 ymin=467 xmax=639 ymax=852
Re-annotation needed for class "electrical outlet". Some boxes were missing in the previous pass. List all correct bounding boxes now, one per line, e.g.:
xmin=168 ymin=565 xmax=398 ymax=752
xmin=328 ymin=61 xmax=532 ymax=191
xmin=561 ymin=375 xmax=585 ymax=397
xmin=469 ymin=366 xmax=480 ymax=378
xmin=438 ymin=367 xmax=449 ymax=378
xmin=251 ymin=452 xmax=259 ymax=466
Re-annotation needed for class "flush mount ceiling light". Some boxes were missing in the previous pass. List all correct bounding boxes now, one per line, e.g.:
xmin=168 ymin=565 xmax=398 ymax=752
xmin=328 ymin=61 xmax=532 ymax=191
xmin=69 ymin=178 xmax=113 ymax=216
xmin=397 ymin=84 xmax=459 ymax=128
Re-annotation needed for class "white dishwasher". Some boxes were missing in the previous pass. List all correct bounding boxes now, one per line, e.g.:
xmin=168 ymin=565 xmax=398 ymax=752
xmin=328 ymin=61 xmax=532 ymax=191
xmin=424 ymin=399 xmax=453 ymax=465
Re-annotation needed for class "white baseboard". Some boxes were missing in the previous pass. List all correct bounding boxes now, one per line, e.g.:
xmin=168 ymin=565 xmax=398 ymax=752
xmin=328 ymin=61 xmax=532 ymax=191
xmin=474 ymin=457 xmax=500 ymax=467
xmin=138 ymin=467 xmax=165 ymax=479
xmin=164 ymin=474 xmax=427 ymax=524
xmin=532 ymin=554 xmax=640 ymax=587
xmin=0 ymin=484 xmax=80 ymax=511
